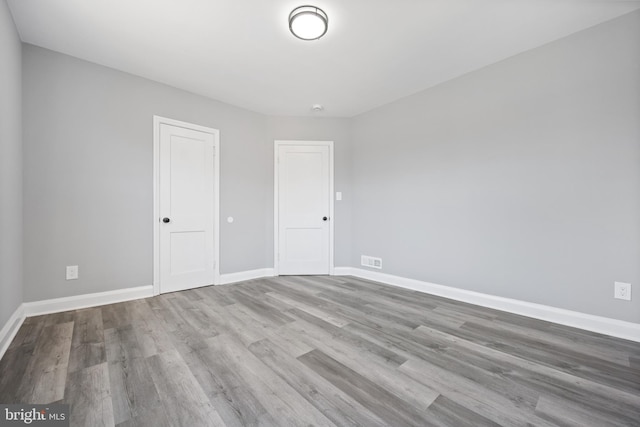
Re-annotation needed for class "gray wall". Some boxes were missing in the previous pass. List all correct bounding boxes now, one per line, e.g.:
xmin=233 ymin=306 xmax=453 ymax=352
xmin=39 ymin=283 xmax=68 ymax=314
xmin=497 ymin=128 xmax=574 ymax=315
xmin=21 ymin=45 xmax=354 ymax=302
xmin=266 ymin=116 xmax=352 ymax=267
xmin=22 ymin=45 xmax=270 ymax=301
xmin=0 ymin=0 xmax=23 ymax=327
xmin=351 ymin=11 xmax=640 ymax=323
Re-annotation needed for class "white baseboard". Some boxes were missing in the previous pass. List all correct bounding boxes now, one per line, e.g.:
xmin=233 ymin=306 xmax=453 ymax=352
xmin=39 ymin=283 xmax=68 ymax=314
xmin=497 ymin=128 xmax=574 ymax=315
xmin=335 ymin=267 xmax=640 ymax=343
xmin=219 ymin=268 xmax=275 ymax=285
xmin=333 ymin=267 xmax=353 ymax=276
xmin=23 ymin=285 xmax=154 ymax=317
xmin=0 ymin=304 xmax=26 ymax=361
xmin=4 ymin=266 xmax=636 ymax=363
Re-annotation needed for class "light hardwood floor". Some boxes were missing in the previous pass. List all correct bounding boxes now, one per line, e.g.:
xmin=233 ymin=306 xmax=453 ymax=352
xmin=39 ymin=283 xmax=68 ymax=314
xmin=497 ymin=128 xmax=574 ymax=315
xmin=1 ymin=275 xmax=639 ymax=426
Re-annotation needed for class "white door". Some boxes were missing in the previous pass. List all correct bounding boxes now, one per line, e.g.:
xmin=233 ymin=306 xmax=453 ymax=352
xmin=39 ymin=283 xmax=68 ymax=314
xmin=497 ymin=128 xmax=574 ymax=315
xmin=158 ymin=121 xmax=218 ymax=293
xmin=276 ymin=142 xmax=333 ymax=275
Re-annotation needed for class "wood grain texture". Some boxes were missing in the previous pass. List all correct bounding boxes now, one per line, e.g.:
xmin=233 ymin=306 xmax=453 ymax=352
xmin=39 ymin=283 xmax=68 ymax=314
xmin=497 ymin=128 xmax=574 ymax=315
xmin=108 ymin=356 xmax=162 ymax=425
xmin=146 ymin=349 xmax=226 ymax=426
xmin=248 ymin=338 xmax=389 ymax=427
xmin=1 ymin=275 xmax=639 ymax=427
xmin=68 ymin=308 xmax=106 ymax=373
xmin=64 ymin=363 xmax=114 ymax=427
xmin=17 ymin=321 xmax=74 ymax=403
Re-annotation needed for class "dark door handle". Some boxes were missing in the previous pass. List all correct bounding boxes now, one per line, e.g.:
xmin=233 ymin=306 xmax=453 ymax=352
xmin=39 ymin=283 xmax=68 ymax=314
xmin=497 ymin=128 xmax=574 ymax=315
xmin=162 ymin=217 xmax=171 ymax=223
xmin=322 ymin=216 xmax=328 ymax=221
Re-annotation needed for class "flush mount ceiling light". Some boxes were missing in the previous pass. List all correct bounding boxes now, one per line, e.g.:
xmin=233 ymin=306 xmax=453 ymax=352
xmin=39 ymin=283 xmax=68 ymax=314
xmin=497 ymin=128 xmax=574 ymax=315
xmin=289 ymin=6 xmax=328 ymax=41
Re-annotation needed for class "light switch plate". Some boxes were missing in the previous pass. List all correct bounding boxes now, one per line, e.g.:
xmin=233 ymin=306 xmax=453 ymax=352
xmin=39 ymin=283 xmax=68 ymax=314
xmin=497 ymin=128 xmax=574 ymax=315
xmin=336 ymin=192 xmax=342 ymax=201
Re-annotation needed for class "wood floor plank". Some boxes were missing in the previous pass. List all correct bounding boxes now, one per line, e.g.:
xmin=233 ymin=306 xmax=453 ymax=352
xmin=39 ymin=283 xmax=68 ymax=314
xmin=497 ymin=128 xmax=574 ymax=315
xmin=105 ymin=325 xmax=144 ymax=363
xmin=286 ymin=306 xmax=408 ymax=367
xmin=265 ymin=291 xmax=350 ymax=328
xmin=364 ymin=297 xmax=466 ymax=329
xmin=222 ymin=297 xmax=314 ymax=357
xmin=127 ymin=299 xmax=176 ymax=358
xmin=459 ymin=320 xmax=640 ymax=395
xmin=263 ymin=276 xmax=341 ymax=295
xmin=200 ymin=285 xmax=239 ymax=306
xmin=206 ymin=333 xmax=336 ymax=427
xmin=146 ymin=349 xmax=226 ymax=426
xmin=64 ymin=362 xmax=114 ymax=427
xmin=468 ymin=316 xmax=632 ymax=367
xmin=108 ymin=356 xmax=162 ymax=424
xmin=546 ymin=321 xmax=640 ymax=353
xmin=249 ymin=338 xmax=390 ymax=427
xmin=348 ymin=319 xmax=574 ymax=426
xmin=259 ymin=323 xmax=315 ymax=358
xmin=342 ymin=277 xmax=441 ymax=310
xmin=68 ymin=308 xmax=106 ymax=373
xmin=282 ymin=316 xmax=440 ymax=414
xmin=535 ymin=394 xmax=635 ymax=427
xmin=228 ymin=289 xmax=296 ymax=327
xmin=148 ymin=295 xmax=214 ymax=354
xmin=181 ymin=345 xmax=278 ymax=427
xmin=258 ymin=277 xmax=328 ymax=304
xmin=17 ymin=321 xmax=74 ymax=403
xmin=425 ymin=395 xmax=501 ymax=427
xmin=102 ymin=303 xmax=133 ymax=330
xmin=43 ymin=311 xmax=76 ymax=327
xmin=222 ymin=303 xmax=274 ymax=347
xmin=298 ymin=348 xmax=437 ymax=427
xmin=115 ymin=404 xmax=173 ymax=427
xmin=170 ymin=293 xmax=222 ymax=338
xmin=7 ymin=315 xmax=45 ymax=351
xmin=399 ymin=357 xmax=557 ymax=427
xmin=0 ymin=345 xmax=35 ymax=403
xmin=413 ymin=324 xmax=640 ymax=421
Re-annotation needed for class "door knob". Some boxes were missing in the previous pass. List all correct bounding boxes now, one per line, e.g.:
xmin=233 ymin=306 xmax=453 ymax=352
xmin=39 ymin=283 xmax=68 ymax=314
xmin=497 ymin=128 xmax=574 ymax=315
xmin=322 ymin=216 xmax=328 ymax=221
xmin=162 ymin=217 xmax=171 ymax=223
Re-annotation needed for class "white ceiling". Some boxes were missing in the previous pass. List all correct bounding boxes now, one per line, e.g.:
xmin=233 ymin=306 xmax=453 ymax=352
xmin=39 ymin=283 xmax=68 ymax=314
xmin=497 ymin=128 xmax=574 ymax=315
xmin=7 ymin=0 xmax=640 ymax=117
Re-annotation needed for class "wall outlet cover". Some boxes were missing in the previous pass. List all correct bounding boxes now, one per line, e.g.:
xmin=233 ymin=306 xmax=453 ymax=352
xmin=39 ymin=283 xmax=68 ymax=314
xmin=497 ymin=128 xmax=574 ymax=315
xmin=66 ymin=265 xmax=79 ymax=280
xmin=614 ymin=282 xmax=631 ymax=301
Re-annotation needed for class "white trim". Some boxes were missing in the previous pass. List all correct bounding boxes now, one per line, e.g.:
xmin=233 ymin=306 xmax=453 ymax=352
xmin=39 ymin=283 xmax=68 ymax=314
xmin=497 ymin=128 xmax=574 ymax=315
xmin=0 ymin=304 xmax=26 ymax=361
xmin=335 ymin=267 xmax=640 ymax=343
xmin=153 ymin=116 xmax=221 ymax=296
xmin=333 ymin=267 xmax=353 ymax=276
xmin=0 ymin=285 xmax=153 ymax=359
xmin=219 ymin=268 xmax=276 ymax=285
xmin=23 ymin=286 xmax=154 ymax=317
xmin=273 ymin=140 xmax=335 ymax=276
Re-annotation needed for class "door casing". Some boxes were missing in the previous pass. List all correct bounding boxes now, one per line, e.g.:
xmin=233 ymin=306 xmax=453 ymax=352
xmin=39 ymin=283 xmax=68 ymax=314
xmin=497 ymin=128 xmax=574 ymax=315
xmin=153 ymin=116 xmax=220 ymax=295
xmin=274 ymin=140 xmax=334 ymax=276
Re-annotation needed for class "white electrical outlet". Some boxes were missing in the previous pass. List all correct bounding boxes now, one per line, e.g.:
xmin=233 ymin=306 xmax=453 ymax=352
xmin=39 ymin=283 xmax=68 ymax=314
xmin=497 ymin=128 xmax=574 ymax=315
xmin=66 ymin=265 xmax=79 ymax=280
xmin=614 ymin=282 xmax=631 ymax=301
xmin=361 ymin=255 xmax=382 ymax=269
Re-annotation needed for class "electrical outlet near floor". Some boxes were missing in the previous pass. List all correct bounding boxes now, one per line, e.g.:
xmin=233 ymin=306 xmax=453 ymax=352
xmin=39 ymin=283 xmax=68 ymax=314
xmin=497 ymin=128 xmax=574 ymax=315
xmin=614 ymin=282 xmax=631 ymax=301
xmin=66 ymin=265 xmax=79 ymax=280
xmin=361 ymin=255 xmax=382 ymax=269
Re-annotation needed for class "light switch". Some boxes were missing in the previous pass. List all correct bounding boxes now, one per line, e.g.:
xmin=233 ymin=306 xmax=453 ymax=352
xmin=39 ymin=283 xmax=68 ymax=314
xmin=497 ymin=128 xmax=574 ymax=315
xmin=336 ymin=192 xmax=342 ymax=201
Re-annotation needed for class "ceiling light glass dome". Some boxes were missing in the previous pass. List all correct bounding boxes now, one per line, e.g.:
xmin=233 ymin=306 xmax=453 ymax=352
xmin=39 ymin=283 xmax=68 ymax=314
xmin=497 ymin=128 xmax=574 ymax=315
xmin=289 ymin=6 xmax=328 ymax=41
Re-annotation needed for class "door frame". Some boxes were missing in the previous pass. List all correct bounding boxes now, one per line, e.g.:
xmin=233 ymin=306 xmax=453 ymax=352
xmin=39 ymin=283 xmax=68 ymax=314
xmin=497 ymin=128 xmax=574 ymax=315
xmin=274 ymin=140 xmax=334 ymax=276
xmin=153 ymin=116 xmax=220 ymax=296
